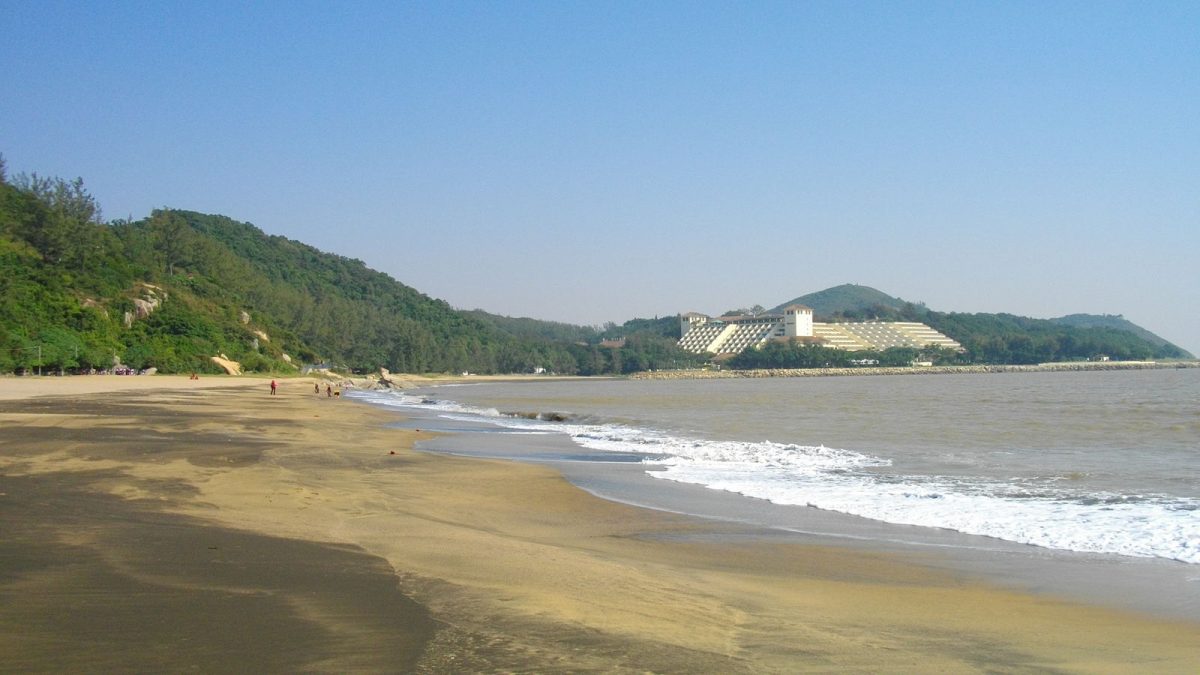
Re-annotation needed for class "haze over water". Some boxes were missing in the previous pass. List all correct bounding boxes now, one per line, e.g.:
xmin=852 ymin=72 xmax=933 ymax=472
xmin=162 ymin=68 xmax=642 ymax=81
xmin=359 ymin=369 xmax=1200 ymax=565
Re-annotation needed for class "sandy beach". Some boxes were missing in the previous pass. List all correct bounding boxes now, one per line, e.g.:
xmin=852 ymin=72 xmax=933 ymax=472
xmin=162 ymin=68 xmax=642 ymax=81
xmin=2 ymin=375 xmax=1197 ymax=672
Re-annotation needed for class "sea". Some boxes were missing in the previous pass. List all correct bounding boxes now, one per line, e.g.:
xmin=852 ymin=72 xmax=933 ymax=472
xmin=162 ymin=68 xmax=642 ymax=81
xmin=348 ymin=368 xmax=1200 ymax=618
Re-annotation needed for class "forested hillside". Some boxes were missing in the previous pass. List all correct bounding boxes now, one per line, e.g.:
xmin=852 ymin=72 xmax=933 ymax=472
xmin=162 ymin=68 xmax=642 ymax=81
xmin=1 ymin=157 xmax=1188 ymax=376
xmin=1049 ymin=314 xmax=1181 ymax=351
xmin=0 ymin=159 xmax=705 ymax=376
xmin=920 ymin=311 xmax=1190 ymax=363
xmin=770 ymin=284 xmax=913 ymax=318
xmin=762 ymin=283 xmax=1191 ymax=363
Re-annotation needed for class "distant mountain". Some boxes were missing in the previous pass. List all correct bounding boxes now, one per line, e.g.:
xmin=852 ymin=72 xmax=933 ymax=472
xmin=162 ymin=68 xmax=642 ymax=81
xmin=918 ymin=311 xmax=1192 ymax=361
xmin=464 ymin=311 xmax=684 ymax=343
xmin=463 ymin=310 xmax=598 ymax=343
xmin=765 ymin=284 xmax=1192 ymax=361
xmin=1050 ymin=314 xmax=1184 ymax=352
xmin=769 ymin=286 xmax=1191 ymax=355
xmin=770 ymin=284 xmax=921 ymax=320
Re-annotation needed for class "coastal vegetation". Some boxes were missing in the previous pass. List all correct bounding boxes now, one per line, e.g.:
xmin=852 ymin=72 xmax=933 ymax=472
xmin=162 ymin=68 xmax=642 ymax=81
xmin=726 ymin=342 xmax=955 ymax=370
xmin=0 ymin=158 xmax=705 ymax=376
xmin=764 ymin=284 xmax=1191 ymax=365
xmin=0 ymin=157 xmax=1188 ymax=376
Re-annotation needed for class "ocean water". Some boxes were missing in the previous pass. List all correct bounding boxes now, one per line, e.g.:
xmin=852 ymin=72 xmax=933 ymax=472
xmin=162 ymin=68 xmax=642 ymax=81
xmin=350 ymin=369 xmax=1200 ymax=566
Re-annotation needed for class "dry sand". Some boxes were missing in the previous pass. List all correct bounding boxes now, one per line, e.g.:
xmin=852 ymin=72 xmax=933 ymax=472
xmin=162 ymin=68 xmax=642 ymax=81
xmin=1 ymin=376 xmax=1197 ymax=672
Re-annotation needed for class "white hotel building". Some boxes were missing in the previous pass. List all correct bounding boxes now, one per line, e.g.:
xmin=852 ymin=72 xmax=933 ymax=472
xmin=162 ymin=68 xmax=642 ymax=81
xmin=678 ymin=305 xmax=961 ymax=356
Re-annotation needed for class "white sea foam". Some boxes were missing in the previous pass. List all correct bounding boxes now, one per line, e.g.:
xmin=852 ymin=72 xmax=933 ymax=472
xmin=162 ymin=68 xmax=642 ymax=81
xmin=350 ymin=388 xmax=1200 ymax=564
xmin=649 ymin=463 xmax=1200 ymax=564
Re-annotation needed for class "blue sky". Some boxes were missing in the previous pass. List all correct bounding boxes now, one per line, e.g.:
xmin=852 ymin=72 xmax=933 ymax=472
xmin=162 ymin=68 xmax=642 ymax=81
xmin=3 ymin=1 xmax=1198 ymax=353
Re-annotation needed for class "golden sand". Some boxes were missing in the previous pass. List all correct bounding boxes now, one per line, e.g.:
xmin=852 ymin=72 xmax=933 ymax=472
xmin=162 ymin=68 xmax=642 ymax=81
xmin=1 ymin=376 xmax=1196 ymax=672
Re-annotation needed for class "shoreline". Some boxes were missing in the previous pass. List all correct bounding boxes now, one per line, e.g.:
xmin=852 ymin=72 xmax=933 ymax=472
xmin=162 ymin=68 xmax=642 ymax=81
xmin=632 ymin=359 xmax=1200 ymax=380
xmin=391 ymin=388 xmax=1200 ymax=623
xmin=3 ymin=358 xmax=1190 ymax=397
xmin=3 ymin=378 xmax=1198 ymax=671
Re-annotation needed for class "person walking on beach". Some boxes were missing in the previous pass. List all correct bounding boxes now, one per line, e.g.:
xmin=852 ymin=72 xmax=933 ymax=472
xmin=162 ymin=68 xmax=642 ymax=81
xmin=314 ymin=382 xmax=320 ymax=394
xmin=270 ymin=379 xmax=277 ymax=395
xmin=326 ymin=384 xmax=332 ymax=397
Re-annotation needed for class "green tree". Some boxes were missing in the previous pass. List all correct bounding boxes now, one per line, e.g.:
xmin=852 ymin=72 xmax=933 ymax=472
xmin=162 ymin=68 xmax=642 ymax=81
xmin=11 ymin=174 xmax=102 ymax=273
xmin=149 ymin=209 xmax=193 ymax=276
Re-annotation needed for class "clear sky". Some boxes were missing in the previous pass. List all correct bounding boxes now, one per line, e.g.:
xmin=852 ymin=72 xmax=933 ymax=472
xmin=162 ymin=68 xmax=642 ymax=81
xmin=3 ymin=1 xmax=1198 ymax=353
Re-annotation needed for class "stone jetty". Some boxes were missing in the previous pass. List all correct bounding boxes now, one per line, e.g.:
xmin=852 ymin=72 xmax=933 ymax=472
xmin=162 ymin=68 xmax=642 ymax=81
xmin=630 ymin=361 xmax=1199 ymax=380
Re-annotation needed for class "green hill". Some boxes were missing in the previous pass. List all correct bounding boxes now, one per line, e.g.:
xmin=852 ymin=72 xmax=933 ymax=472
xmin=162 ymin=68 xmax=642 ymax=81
xmin=764 ymin=284 xmax=1191 ymax=362
xmin=1049 ymin=314 xmax=1182 ymax=352
xmin=463 ymin=310 xmax=599 ymax=343
xmin=0 ymin=162 xmax=705 ymax=376
xmin=770 ymin=284 xmax=921 ymax=320
xmin=918 ymin=311 xmax=1191 ymax=362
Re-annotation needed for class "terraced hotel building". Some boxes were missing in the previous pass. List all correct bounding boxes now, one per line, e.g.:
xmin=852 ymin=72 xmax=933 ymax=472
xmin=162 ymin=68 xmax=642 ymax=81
xmin=678 ymin=305 xmax=961 ymax=355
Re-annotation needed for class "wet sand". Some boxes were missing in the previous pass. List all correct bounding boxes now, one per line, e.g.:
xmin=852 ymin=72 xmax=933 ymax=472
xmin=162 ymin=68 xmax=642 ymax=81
xmin=1 ymin=376 xmax=1198 ymax=672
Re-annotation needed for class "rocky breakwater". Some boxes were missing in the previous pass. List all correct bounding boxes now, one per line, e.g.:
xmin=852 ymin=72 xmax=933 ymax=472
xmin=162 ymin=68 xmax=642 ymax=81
xmin=631 ymin=361 xmax=1199 ymax=380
